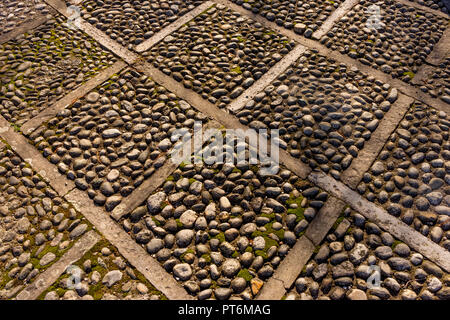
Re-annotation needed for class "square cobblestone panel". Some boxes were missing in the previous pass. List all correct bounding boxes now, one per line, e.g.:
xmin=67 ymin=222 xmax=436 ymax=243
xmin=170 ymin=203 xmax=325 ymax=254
xmin=286 ymin=207 xmax=450 ymax=300
xmin=40 ymin=238 xmax=166 ymax=300
xmin=27 ymin=68 xmax=208 ymax=212
xmin=118 ymin=137 xmax=330 ymax=300
xmin=76 ymin=0 xmax=206 ymax=50
xmin=0 ymin=142 xmax=92 ymax=300
xmin=233 ymin=49 xmax=397 ymax=180
xmin=0 ymin=15 xmax=117 ymax=126
xmin=357 ymin=102 xmax=450 ymax=251
xmin=0 ymin=0 xmax=51 ymax=37
xmin=230 ymin=0 xmax=344 ymax=37
xmin=320 ymin=0 xmax=449 ymax=83
xmin=143 ymin=4 xmax=295 ymax=109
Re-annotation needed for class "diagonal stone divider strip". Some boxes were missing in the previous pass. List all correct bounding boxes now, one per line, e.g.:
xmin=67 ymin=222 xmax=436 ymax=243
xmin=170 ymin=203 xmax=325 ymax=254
xmin=309 ymin=171 xmax=450 ymax=273
xmin=425 ymin=25 xmax=450 ymax=66
xmin=395 ymin=0 xmax=450 ymax=19
xmin=135 ymin=1 xmax=216 ymax=53
xmin=256 ymin=197 xmax=346 ymax=300
xmin=211 ymin=0 xmax=450 ymax=114
xmin=15 ymin=230 xmax=101 ymax=300
xmin=312 ymin=0 xmax=360 ymax=40
xmin=21 ymin=60 xmax=128 ymax=135
xmin=111 ymin=120 xmax=222 ymax=221
xmin=341 ymin=94 xmax=415 ymax=189
xmin=0 ymin=115 xmax=75 ymax=195
xmin=65 ymin=189 xmax=194 ymax=300
xmin=134 ymin=61 xmax=312 ymax=179
xmin=227 ymin=44 xmax=308 ymax=113
xmin=0 ymin=15 xmax=49 ymax=45
xmin=42 ymin=0 xmax=139 ymax=64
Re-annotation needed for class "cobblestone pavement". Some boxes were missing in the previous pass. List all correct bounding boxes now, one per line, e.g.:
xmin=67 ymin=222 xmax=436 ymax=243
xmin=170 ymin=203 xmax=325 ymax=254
xmin=0 ymin=0 xmax=449 ymax=300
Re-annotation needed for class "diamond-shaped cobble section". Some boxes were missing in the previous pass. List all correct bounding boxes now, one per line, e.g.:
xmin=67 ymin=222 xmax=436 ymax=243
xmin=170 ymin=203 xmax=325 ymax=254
xmin=357 ymin=103 xmax=450 ymax=251
xmin=143 ymin=4 xmax=295 ymax=109
xmin=0 ymin=143 xmax=91 ymax=299
xmin=41 ymin=239 xmax=166 ymax=300
xmin=77 ymin=0 xmax=205 ymax=49
xmin=234 ymin=49 xmax=397 ymax=179
xmin=286 ymin=208 xmax=450 ymax=300
xmin=0 ymin=16 xmax=117 ymax=126
xmin=119 ymin=138 xmax=329 ymax=300
xmin=0 ymin=0 xmax=50 ymax=36
xmin=28 ymin=69 xmax=208 ymax=212
xmin=320 ymin=0 xmax=448 ymax=83
xmin=230 ymin=0 xmax=343 ymax=37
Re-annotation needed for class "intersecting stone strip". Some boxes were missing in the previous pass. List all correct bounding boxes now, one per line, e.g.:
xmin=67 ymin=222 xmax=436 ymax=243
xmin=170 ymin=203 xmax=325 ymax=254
xmin=43 ymin=0 xmax=139 ymax=64
xmin=311 ymin=0 xmax=360 ymax=40
xmin=341 ymin=94 xmax=415 ymax=189
xmin=14 ymin=230 xmax=100 ymax=300
xmin=0 ymin=15 xmax=49 ymax=45
xmin=256 ymin=197 xmax=346 ymax=300
xmin=211 ymin=0 xmax=450 ymax=114
xmin=0 ymin=115 xmax=75 ymax=195
xmin=134 ymin=61 xmax=312 ymax=179
xmin=309 ymin=172 xmax=450 ymax=273
xmin=21 ymin=60 xmax=128 ymax=136
xmin=135 ymin=1 xmax=215 ymax=53
xmin=426 ymin=25 xmax=450 ymax=66
xmin=110 ymin=120 xmax=222 ymax=222
xmin=227 ymin=44 xmax=307 ymax=113
xmin=65 ymin=189 xmax=193 ymax=300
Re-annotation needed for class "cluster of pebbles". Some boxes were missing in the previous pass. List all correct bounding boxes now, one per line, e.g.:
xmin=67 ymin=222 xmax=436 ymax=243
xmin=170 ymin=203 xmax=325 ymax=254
xmin=357 ymin=103 xmax=450 ymax=250
xmin=230 ymin=0 xmax=342 ymax=37
xmin=120 ymin=139 xmax=329 ymax=300
xmin=0 ymin=0 xmax=50 ymax=36
xmin=143 ymin=4 xmax=294 ymax=109
xmin=28 ymin=69 xmax=208 ymax=212
xmin=286 ymin=208 xmax=450 ymax=300
xmin=79 ymin=0 xmax=205 ymax=49
xmin=234 ymin=49 xmax=397 ymax=180
xmin=410 ymin=0 xmax=449 ymax=14
xmin=0 ymin=16 xmax=116 ymax=126
xmin=320 ymin=0 xmax=448 ymax=83
xmin=0 ymin=143 xmax=90 ymax=299
xmin=415 ymin=55 xmax=450 ymax=104
xmin=43 ymin=240 xmax=165 ymax=300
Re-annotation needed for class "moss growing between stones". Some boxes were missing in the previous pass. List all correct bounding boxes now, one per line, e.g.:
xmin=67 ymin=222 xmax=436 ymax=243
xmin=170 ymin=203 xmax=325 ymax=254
xmin=391 ymin=240 xmax=403 ymax=249
xmin=201 ymin=254 xmax=211 ymax=263
xmin=231 ymin=66 xmax=242 ymax=74
xmin=237 ymin=269 xmax=253 ymax=282
xmin=403 ymin=71 xmax=415 ymax=79
xmin=214 ymin=233 xmax=225 ymax=243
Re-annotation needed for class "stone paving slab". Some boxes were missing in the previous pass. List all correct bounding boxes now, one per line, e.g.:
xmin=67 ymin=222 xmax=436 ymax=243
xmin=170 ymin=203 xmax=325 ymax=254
xmin=116 ymin=138 xmax=330 ymax=300
xmin=285 ymin=207 xmax=450 ymax=300
xmin=0 ymin=141 xmax=92 ymax=299
xmin=142 ymin=3 xmax=295 ymax=110
xmin=0 ymin=0 xmax=51 ymax=37
xmin=71 ymin=0 xmax=206 ymax=50
xmin=26 ymin=68 xmax=209 ymax=212
xmin=40 ymin=237 xmax=166 ymax=300
xmin=357 ymin=102 xmax=450 ymax=251
xmin=233 ymin=48 xmax=398 ymax=180
xmin=320 ymin=0 xmax=449 ymax=84
xmin=229 ymin=0 xmax=344 ymax=38
xmin=0 ymin=15 xmax=117 ymax=126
